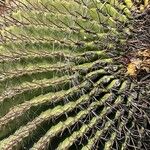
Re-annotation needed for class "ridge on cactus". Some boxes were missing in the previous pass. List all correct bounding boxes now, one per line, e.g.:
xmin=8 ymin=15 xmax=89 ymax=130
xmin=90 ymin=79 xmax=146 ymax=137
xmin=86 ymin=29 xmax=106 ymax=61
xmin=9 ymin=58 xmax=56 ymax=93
xmin=0 ymin=0 xmax=150 ymax=150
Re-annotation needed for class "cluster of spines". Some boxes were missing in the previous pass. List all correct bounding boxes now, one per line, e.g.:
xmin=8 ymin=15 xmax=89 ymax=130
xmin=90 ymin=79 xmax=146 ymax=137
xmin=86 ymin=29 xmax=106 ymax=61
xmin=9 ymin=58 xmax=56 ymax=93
xmin=0 ymin=0 xmax=150 ymax=150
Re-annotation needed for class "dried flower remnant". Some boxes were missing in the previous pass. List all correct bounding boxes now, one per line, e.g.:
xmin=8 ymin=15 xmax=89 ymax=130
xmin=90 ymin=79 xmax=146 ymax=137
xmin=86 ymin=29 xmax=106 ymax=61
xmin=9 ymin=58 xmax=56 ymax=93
xmin=126 ymin=49 xmax=150 ymax=76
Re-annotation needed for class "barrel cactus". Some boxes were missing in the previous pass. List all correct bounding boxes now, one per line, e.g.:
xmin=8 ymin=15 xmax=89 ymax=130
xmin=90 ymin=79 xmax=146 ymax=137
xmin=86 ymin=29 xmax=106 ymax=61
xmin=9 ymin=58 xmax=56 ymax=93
xmin=0 ymin=0 xmax=150 ymax=149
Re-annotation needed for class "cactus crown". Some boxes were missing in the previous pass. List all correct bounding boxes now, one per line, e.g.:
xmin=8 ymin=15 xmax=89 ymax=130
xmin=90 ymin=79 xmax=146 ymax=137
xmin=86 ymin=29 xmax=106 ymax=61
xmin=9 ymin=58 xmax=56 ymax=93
xmin=0 ymin=0 xmax=150 ymax=150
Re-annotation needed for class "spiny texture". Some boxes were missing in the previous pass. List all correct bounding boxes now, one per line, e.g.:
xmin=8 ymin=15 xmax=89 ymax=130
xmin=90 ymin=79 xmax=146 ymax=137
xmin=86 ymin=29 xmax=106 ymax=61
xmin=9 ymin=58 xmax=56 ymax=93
xmin=0 ymin=0 xmax=150 ymax=150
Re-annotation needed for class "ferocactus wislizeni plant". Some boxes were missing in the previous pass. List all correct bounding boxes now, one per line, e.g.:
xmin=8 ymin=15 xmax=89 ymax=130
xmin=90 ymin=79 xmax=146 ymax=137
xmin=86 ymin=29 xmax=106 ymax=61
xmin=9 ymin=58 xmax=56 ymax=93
xmin=0 ymin=0 xmax=150 ymax=150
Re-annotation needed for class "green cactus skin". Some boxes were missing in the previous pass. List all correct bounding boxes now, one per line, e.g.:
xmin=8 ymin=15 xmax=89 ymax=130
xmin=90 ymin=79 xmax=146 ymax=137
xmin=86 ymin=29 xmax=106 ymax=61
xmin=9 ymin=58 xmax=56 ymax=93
xmin=0 ymin=0 xmax=150 ymax=150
